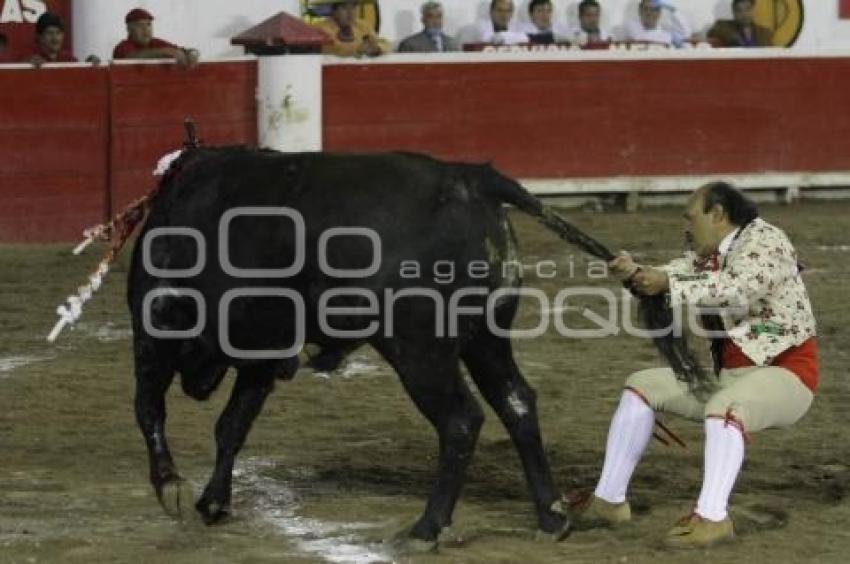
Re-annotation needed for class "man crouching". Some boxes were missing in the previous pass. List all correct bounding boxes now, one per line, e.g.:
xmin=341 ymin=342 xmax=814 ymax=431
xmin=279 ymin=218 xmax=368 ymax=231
xmin=576 ymin=182 xmax=818 ymax=548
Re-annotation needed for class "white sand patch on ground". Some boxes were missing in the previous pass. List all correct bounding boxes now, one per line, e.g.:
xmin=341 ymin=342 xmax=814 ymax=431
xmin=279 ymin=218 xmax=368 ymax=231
xmin=234 ymin=458 xmax=393 ymax=564
xmin=0 ymin=355 xmax=54 ymax=378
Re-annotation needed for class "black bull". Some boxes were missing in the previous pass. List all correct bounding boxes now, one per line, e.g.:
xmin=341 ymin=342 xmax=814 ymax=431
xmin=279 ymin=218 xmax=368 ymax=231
xmin=127 ymin=147 xmax=698 ymax=542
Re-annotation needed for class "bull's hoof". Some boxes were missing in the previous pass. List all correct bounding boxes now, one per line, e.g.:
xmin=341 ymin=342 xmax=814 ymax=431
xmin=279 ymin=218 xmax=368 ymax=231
xmin=397 ymin=537 xmax=439 ymax=554
xmin=386 ymin=519 xmax=454 ymax=555
xmin=156 ymin=476 xmax=189 ymax=520
xmin=409 ymin=517 xmax=443 ymax=544
xmin=386 ymin=530 xmax=438 ymax=555
xmin=534 ymin=520 xmax=572 ymax=543
xmin=436 ymin=526 xmax=466 ymax=548
xmin=195 ymin=495 xmax=231 ymax=526
xmin=535 ymin=500 xmax=572 ymax=542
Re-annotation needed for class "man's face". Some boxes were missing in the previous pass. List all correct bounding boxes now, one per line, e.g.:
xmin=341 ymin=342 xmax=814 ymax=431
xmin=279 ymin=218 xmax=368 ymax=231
xmin=422 ymin=6 xmax=443 ymax=31
xmin=38 ymin=26 xmax=64 ymax=55
xmin=579 ymin=6 xmax=601 ymax=33
xmin=639 ymin=1 xmax=662 ymax=30
xmin=128 ymin=19 xmax=153 ymax=46
xmin=491 ymin=0 xmax=514 ymax=28
xmin=331 ymin=2 xmax=357 ymax=28
xmin=733 ymin=1 xmax=755 ymax=26
xmin=683 ymin=192 xmax=724 ymax=257
xmin=530 ymin=2 xmax=553 ymax=31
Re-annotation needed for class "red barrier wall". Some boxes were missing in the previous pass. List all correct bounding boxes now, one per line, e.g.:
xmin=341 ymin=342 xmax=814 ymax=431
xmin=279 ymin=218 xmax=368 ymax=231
xmin=323 ymin=58 xmax=850 ymax=178
xmin=0 ymin=61 xmax=257 ymax=243
xmin=110 ymin=61 xmax=258 ymax=212
xmin=0 ymin=66 xmax=108 ymax=242
xmin=4 ymin=55 xmax=850 ymax=242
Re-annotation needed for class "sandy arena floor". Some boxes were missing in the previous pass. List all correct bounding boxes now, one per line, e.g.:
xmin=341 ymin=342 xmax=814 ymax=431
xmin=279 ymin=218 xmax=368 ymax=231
xmin=1 ymin=201 xmax=848 ymax=563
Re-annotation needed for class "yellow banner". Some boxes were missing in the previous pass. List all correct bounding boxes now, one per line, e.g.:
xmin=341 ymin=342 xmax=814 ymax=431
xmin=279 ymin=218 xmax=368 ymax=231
xmin=754 ymin=0 xmax=804 ymax=46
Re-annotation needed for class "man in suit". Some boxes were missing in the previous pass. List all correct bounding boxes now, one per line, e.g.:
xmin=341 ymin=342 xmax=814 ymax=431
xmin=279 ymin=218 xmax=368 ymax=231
xmin=575 ymin=182 xmax=818 ymax=548
xmin=708 ymin=0 xmax=774 ymax=47
xmin=397 ymin=1 xmax=458 ymax=53
xmin=566 ymin=0 xmax=611 ymax=46
xmin=471 ymin=0 xmax=529 ymax=46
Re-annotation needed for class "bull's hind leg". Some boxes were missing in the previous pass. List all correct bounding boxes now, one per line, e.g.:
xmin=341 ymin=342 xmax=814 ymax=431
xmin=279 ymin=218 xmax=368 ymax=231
xmin=134 ymin=338 xmax=184 ymax=516
xmin=377 ymin=343 xmax=484 ymax=542
xmin=462 ymin=333 xmax=570 ymax=540
xmin=196 ymin=363 xmax=276 ymax=525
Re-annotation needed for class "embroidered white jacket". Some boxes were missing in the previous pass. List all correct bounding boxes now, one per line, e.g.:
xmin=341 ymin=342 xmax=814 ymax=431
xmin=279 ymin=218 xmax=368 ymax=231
xmin=659 ymin=218 xmax=816 ymax=366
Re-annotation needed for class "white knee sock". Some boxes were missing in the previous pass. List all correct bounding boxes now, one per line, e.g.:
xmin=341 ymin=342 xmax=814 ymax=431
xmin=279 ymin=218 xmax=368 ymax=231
xmin=594 ymin=390 xmax=655 ymax=504
xmin=695 ymin=418 xmax=745 ymax=522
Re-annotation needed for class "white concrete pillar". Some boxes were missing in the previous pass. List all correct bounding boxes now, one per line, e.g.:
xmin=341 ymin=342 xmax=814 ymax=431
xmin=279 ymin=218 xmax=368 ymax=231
xmin=257 ymin=54 xmax=323 ymax=152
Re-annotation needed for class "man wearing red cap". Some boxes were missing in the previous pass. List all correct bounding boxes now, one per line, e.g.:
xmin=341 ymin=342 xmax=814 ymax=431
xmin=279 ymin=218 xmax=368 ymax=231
xmin=113 ymin=8 xmax=200 ymax=68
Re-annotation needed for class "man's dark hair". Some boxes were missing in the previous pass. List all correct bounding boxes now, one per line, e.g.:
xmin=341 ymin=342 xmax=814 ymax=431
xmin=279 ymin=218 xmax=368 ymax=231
xmin=490 ymin=0 xmax=512 ymax=10
xmin=36 ymin=12 xmax=64 ymax=35
xmin=579 ymin=0 xmax=601 ymax=16
xmin=732 ymin=0 xmax=755 ymax=8
xmin=529 ymin=0 xmax=551 ymax=15
xmin=701 ymin=182 xmax=759 ymax=226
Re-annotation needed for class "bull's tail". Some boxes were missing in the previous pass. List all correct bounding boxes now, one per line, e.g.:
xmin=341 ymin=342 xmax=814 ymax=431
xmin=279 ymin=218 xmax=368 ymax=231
xmin=484 ymin=167 xmax=616 ymax=262
xmin=486 ymin=166 xmax=716 ymax=397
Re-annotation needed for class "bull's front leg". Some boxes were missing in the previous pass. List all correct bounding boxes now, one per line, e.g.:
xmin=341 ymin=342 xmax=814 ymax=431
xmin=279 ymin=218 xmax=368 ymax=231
xmin=134 ymin=339 xmax=183 ymax=517
xmin=196 ymin=366 xmax=275 ymax=525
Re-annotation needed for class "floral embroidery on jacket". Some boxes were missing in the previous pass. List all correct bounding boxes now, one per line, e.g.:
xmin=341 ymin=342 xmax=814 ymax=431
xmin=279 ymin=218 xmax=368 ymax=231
xmin=662 ymin=218 xmax=817 ymax=366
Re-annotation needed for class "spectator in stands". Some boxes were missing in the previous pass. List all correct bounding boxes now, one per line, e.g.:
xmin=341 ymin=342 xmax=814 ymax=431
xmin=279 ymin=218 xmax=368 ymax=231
xmin=625 ymin=0 xmax=693 ymax=47
xmin=113 ymin=8 xmax=200 ymax=68
xmin=312 ymin=0 xmax=390 ymax=57
xmin=708 ymin=0 xmax=773 ymax=47
xmin=472 ymin=0 xmax=529 ymax=45
xmin=518 ymin=0 xmax=569 ymax=45
xmin=567 ymin=0 xmax=611 ymax=46
xmin=397 ymin=1 xmax=458 ymax=52
xmin=0 ymin=32 xmax=12 ymax=63
xmin=25 ymin=12 xmax=77 ymax=66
